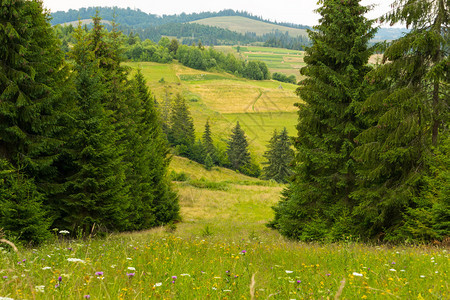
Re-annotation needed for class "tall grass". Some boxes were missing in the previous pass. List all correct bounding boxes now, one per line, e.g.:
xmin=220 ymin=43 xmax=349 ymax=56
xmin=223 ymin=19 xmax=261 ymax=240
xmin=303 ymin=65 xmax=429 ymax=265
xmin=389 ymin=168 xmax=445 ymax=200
xmin=1 ymin=158 xmax=448 ymax=299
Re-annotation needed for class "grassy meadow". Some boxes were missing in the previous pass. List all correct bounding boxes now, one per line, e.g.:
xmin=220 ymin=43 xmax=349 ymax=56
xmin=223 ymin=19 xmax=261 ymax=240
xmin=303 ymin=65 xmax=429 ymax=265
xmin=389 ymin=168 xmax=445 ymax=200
xmin=215 ymin=46 xmax=306 ymax=81
xmin=191 ymin=16 xmax=307 ymax=38
xmin=124 ymin=60 xmax=300 ymax=163
xmin=1 ymin=157 xmax=448 ymax=299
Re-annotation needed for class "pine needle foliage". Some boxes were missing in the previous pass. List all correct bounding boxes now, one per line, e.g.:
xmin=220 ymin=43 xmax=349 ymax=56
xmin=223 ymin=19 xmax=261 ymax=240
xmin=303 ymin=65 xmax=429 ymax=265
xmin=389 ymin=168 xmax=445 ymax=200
xmin=168 ymin=94 xmax=196 ymax=157
xmin=262 ymin=128 xmax=294 ymax=183
xmin=351 ymin=0 xmax=449 ymax=241
xmin=270 ymin=0 xmax=376 ymax=241
xmin=58 ymin=24 xmax=128 ymax=233
xmin=227 ymin=121 xmax=251 ymax=172
xmin=0 ymin=159 xmax=50 ymax=245
xmin=202 ymin=120 xmax=217 ymax=164
xmin=125 ymin=70 xmax=179 ymax=229
xmin=0 ymin=0 xmax=72 ymax=243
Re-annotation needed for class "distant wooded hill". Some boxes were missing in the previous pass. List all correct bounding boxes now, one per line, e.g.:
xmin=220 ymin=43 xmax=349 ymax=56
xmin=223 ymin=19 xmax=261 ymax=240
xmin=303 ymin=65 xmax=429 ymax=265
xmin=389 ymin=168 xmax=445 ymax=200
xmin=51 ymin=7 xmax=408 ymax=48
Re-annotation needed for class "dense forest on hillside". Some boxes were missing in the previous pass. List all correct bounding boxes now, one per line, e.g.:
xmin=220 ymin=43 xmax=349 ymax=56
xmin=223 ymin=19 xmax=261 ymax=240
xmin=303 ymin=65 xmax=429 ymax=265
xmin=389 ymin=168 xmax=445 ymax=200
xmin=49 ymin=7 xmax=405 ymax=50
xmin=52 ymin=7 xmax=311 ymax=50
xmin=50 ymin=7 xmax=311 ymax=29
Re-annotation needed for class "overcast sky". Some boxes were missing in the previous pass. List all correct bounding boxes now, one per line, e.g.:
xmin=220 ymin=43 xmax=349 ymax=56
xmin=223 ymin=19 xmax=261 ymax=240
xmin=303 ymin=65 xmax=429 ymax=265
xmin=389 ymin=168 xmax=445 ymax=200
xmin=41 ymin=0 xmax=400 ymax=28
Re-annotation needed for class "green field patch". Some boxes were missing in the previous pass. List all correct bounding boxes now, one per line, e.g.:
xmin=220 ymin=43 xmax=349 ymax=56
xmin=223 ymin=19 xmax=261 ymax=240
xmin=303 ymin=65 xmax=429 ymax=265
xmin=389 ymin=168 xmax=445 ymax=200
xmin=222 ymin=112 xmax=298 ymax=162
xmin=191 ymin=16 xmax=307 ymax=37
xmin=179 ymin=74 xmax=232 ymax=81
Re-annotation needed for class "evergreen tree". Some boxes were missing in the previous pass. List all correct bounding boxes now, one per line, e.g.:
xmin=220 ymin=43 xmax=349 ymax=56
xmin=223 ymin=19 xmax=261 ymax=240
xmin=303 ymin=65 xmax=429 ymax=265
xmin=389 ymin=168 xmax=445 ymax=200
xmin=168 ymin=94 xmax=196 ymax=157
xmin=0 ymin=159 xmax=50 ymax=245
xmin=270 ymin=0 xmax=376 ymax=241
xmin=0 ymin=0 xmax=71 ymax=178
xmin=0 ymin=0 xmax=73 ymax=242
xmin=351 ymin=0 xmax=449 ymax=241
xmin=262 ymin=128 xmax=294 ymax=183
xmin=227 ymin=121 xmax=251 ymax=171
xmin=126 ymin=70 xmax=179 ymax=229
xmin=202 ymin=120 xmax=217 ymax=164
xmin=204 ymin=153 xmax=214 ymax=171
xmin=57 ymin=24 xmax=128 ymax=233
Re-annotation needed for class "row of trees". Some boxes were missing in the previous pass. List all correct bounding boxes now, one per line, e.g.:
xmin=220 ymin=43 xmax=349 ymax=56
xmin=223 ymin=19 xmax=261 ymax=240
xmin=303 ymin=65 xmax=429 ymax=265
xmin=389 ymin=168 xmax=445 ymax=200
xmin=126 ymin=37 xmax=272 ymax=81
xmin=160 ymin=94 xmax=263 ymax=177
xmin=50 ymin=8 xmax=311 ymax=30
xmin=270 ymin=0 xmax=449 ymax=242
xmin=51 ymin=8 xmax=310 ymax=49
xmin=55 ymin=25 xmax=273 ymax=82
xmin=0 ymin=3 xmax=179 ymax=244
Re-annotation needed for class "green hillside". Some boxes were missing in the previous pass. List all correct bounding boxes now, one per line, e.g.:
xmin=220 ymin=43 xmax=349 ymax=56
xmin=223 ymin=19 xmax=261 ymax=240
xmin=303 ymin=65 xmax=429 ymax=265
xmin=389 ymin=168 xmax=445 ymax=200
xmin=192 ymin=16 xmax=308 ymax=37
xmin=125 ymin=61 xmax=300 ymax=163
xmin=59 ymin=19 xmax=111 ymax=27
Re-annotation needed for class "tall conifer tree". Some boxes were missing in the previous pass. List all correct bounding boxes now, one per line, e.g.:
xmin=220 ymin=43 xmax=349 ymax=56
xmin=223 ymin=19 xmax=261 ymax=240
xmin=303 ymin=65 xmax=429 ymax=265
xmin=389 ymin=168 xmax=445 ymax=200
xmin=202 ymin=120 xmax=216 ymax=164
xmin=57 ymin=24 xmax=128 ymax=233
xmin=126 ymin=70 xmax=179 ymax=229
xmin=227 ymin=121 xmax=251 ymax=171
xmin=271 ymin=0 xmax=376 ymax=241
xmin=351 ymin=0 xmax=449 ymax=241
xmin=168 ymin=94 xmax=196 ymax=157
xmin=262 ymin=128 xmax=294 ymax=183
xmin=0 ymin=0 xmax=72 ymax=242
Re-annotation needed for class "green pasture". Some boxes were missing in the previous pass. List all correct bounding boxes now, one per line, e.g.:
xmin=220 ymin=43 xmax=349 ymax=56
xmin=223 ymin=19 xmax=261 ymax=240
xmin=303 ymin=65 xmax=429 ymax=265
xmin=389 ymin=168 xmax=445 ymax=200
xmin=126 ymin=61 xmax=299 ymax=162
xmin=1 ymin=155 xmax=448 ymax=299
xmin=191 ymin=16 xmax=307 ymax=37
xmin=216 ymin=45 xmax=306 ymax=79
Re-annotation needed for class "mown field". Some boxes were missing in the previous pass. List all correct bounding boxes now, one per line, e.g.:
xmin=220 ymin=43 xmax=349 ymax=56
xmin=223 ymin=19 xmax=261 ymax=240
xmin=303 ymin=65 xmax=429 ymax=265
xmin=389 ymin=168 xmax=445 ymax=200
xmin=191 ymin=16 xmax=307 ymax=37
xmin=1 ymin=157 xmax=448 ymax=299
xmin=215 ymin=46 xmax=306 ymax=80
xmin=124 ymin=60 xmax=300 ymax=163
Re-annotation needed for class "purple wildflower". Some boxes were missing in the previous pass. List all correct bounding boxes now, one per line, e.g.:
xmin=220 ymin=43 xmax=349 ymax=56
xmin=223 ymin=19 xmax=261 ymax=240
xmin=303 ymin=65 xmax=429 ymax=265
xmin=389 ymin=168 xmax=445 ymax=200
xmin=84 ymin=295 xmax=91 ymax=299
xmin=58 ymin=276 xmax=62 ymax=282
xmin=127 ymin=273 xmax=135 ymax=278
xmin=55 ymin=283 xmax=60 ymax=288
xmin=3 ymin=276 xmax=8 ymax=279
xmin=297 ymin=280 xmax=301 ymax=284
xmin=241 ymin=250 xmax=246 ymax=254
xmin=95 ymin=271 xmax=104 ymax=276
xmin=172 ymin=275 xmax=177 ymax=280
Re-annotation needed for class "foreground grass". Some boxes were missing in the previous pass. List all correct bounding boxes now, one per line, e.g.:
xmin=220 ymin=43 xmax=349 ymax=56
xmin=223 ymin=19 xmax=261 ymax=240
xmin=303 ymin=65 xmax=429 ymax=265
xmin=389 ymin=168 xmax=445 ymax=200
xmin=1 ymin=158 xmax=448 ymax=299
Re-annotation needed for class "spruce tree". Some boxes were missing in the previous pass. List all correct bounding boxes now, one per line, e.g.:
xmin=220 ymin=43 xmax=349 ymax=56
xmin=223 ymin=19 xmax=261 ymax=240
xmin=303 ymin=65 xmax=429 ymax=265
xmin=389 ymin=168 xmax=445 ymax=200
xmin=0 ymin=0 xmax=72 ymax=242
xmin=0 ymin=0 xmax=71 ymax=178
xmin=0 ymin=159 xmax=50 ymax=245
xmin=57 ymin=24 xmax=128 ymax=233
xmin=351 ymin=0 xmax=449 ymax=241
xmin=126 ymin=70 xmax=179 ymax=229
xmin=262 ymin=128 xmax=294 ymax=183
xmin=270 ymin=0 xmax=376 ymax=241
xmin=168 ymin=94 xmax=196 ymax=157
xmin=227 ymin=121 xmax=251 ymax=171
xmin=202 ymin=120 xmax=216 ymax=164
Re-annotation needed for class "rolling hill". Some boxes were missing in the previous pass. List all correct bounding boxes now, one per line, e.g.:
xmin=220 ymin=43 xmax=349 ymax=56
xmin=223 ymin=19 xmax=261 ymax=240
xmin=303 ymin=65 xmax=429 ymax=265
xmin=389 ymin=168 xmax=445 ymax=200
xmin=124 ymin=60 xmax=300 ymax=164
xmin=191 ymin=16 xmax=308 ymax=37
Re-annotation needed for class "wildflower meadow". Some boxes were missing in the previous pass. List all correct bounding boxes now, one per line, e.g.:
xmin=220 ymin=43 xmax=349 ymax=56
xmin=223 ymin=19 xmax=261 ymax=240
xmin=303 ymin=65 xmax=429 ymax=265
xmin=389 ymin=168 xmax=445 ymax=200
xmin=0 ymin=159 xmax=448 ymax=299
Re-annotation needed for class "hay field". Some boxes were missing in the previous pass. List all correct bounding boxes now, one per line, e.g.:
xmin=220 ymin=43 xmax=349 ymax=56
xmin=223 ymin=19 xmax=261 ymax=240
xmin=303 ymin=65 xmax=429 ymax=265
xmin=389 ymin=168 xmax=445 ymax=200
xmin=191 ymin=16 xmax=307 ymax=37
xmin=125 ymin=61 xmax=299 ymax=162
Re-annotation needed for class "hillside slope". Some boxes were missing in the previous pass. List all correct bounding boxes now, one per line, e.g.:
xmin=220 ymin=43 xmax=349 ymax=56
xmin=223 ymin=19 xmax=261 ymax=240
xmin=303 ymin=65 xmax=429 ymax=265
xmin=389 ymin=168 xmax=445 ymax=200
xmin=125 ymin=61 xmax=300 ymax=163
xmin=191 ymin=16 xmax=308 ymax=37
